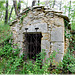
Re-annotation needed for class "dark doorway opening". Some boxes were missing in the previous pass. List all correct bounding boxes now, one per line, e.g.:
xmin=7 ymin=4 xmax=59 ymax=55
xmin=24 ymin=32 xmax=42 ymax=60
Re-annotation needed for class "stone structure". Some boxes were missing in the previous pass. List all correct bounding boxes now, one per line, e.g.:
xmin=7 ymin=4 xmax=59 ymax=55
xmin=10 ymin=6 xmax=70 ymax=62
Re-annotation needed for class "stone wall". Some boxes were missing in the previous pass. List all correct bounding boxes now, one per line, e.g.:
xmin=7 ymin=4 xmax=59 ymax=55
xmin=10 ymin=6 xmax=69 ymax=63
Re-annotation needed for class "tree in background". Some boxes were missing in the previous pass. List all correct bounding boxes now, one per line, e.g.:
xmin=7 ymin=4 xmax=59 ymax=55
xmin=59 ymin=0 xmax=62 ymax=10
xmin=68 ymin=0 xmax=71 ymax=18
xmin=5 ymin=0 xmax=8 ymax=24
xmin=18 ymin=0 xmax=21 ymax=13
xmin=0 ymin=0 xmax=5 ymax=23
xmin=0 ymin=0 xmax=5 ymax=17
xmin=0 ymin=0 xmax=75 ymax=30
xmin=52 ymin=0 xmax=55 ymax=8
xmin=13 ymin=0 xmax=18 ymax=16
xmin=38 ymin=0 xmax=40 ymax=6
xmin=9 ymin=0 xmax=21 ymax=21
xmin=32 ymin=0 xmax=36 ymax=7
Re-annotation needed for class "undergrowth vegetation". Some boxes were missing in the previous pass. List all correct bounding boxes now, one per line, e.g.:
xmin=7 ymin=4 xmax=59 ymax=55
xmin=0 ymin=23 xmax=12 ymax=44
xmin=0 ymin=40 xmax=75 ymax=74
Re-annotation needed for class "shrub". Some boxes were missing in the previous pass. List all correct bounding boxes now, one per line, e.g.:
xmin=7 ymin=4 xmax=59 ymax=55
xmin=0 ymin=24 xmax=12 ymax=44
xmin=0 ymin=41 xmax=75 ymax=74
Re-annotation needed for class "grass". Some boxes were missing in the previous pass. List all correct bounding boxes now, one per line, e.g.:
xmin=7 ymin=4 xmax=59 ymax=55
xmin=0 ymin=23 xmax=12 ymax=44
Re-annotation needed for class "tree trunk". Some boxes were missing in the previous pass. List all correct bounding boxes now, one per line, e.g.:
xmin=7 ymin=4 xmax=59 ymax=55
xmin=38 ymin=0 xmax=40 ymax=6
xmin=13 ymin=0 xmax=18 ymax=16
xmin=5 ymin=0 xmax=8 ymax=24
xmin=60 ymin=3 xmax=61 ymax=10
xmin=32 ymin=0 xmax=36 ymax=7
xmin=52 ymin=0 xmax=55 ymax=8
xmin=9 ymin=6 xmax=14 ymax=21
xmin=59 ymin=1 xmax=62 ymax=10
xmin=18 ymin=0 xmax=21 ymax=13
xmin=68 ymin=0 xmax=71 ymax=17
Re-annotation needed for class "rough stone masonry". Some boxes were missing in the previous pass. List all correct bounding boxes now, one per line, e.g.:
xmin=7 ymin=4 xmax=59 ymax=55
xmin=10 ymin=6 xmax=70 ymax=63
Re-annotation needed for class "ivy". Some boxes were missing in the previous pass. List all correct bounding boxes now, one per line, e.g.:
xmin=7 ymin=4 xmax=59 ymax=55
xmin=20 ymin=8 xmax=30 ymax=24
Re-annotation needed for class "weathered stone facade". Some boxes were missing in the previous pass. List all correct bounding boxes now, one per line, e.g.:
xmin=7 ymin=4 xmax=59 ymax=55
xmin=10 ymin=6 xmax=70 ymax=62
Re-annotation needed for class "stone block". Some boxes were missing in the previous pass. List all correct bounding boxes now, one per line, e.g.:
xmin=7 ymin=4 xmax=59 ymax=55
xmin=51 ymin=27 xmax=64 ymax=41
xmin=28 ymin=14 xmax=33 ymax=18
xmin=46 ymin=12 xmax=54 ymax=18
xmin=17 ymin=34 xmax=23 ymax=42
xmin=36 ymin=23 xmax=48 ymax=33
xmin=13 ymin=31 xmax=17 ymax=34
xmin=39 ymin=13 xmax=45 ymax=16
xmin=23 ymin=17 xmax=30 ymax=25
xmin=52 ymin=42 xmax=64 ymax=53
xmin=30 ymin=19 xmax=41 ymax=24
xmin=22 ymin=23 xmax=48 ymax=33
xmin=42 ymin=33 xmax=49 ymax=40
xmin=54 ymin=53 xmax=64 ymax=62
xmin=41 ymin=40 xmax=50 ymax=60
xmin=11 ymin=26 xmax=19 ymax=32
xmin=41 ymin=40 xmax=50 ymax=50
xmin=18 ymin=41 xmax=23 ymax=48
xmin=45 ymin=49 xmax=50 ymax=59
xmin=54 ymin=16 xmax=64 ymax=26
xmin=48 ymin=24 xmax=51 ymax=28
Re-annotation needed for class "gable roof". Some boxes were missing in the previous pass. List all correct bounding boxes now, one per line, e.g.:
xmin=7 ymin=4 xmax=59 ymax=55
xmin=9 ymin=6 xmax=70 ymax=26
